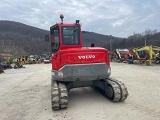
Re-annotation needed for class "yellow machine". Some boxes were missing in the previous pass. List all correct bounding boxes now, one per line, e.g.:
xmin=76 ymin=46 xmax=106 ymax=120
xmin=27 ymin=55 xmax=41 ymax=64
xmin=132 ymin=46 xmax=156 ymax=65
xmin=7 ymin=55 xmax=28 ymax=65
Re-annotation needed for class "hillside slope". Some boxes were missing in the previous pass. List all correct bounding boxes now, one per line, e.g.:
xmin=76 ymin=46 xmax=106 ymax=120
xmin=1 ymin=20 xmax=159 ymax=58
xmin=0 ymin=21 xmax=50 ymax=56
xmin=0 ymin=21 xmax=114 ymax=56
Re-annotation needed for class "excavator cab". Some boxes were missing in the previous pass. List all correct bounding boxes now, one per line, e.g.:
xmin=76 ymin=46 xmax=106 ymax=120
xmin=50 ymin=25 xmax=81 ymax=49
xmin=45 ymin=15 xmax=82 ymax=51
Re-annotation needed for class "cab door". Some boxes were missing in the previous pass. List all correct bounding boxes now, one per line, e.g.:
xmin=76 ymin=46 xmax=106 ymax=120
xmin=50 ymin=25 xmax=61 ymax=70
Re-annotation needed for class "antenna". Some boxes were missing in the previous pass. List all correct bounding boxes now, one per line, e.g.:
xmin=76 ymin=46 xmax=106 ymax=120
xmin=81 ymin=17 xmax=86 ymax=26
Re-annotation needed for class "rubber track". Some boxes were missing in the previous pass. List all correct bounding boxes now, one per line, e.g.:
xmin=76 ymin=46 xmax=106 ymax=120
xmin=105 ymin=78 xmax=128 ymax=102
xmin=51 ymin=81 xmax=60 ymax=110
xmin=58 ymin=82 xmax=68 ymax=109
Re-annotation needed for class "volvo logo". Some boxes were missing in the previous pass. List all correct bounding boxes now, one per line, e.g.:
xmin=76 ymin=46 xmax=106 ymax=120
xmin=78 ymin=55 xmax=95 ymax=59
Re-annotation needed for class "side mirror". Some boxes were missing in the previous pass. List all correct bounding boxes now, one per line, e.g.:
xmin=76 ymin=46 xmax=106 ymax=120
xmin=45 ymin=35 xmax=49 ymax=42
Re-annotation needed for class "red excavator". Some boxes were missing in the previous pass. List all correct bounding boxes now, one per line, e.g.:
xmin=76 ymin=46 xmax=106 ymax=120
xmin=45 ymin=14 xmax=128 ymax=110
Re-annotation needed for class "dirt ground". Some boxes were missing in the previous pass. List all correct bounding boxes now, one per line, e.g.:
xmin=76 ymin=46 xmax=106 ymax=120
xmin=0 ymin=62 xmax=160 ymax=120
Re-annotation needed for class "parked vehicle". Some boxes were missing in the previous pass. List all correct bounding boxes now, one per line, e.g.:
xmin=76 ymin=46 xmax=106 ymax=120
xmin=43 ymin=56 xmax=51 ymax=63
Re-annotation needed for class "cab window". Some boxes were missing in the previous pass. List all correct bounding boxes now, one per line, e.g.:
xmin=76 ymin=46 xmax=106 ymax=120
xmin=50 ymin=26 xmax=60 ymax=53
xmin=62 ymin=26 xmax=80 ymax=45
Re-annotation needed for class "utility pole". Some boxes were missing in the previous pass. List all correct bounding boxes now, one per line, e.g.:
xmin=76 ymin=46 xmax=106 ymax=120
xmin=145 ymin=37 xmax=146 ymax=46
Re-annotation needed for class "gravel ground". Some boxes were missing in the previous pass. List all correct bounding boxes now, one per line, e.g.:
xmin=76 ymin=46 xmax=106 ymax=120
xmin=0 ymin=63 xmax=160 ymax=120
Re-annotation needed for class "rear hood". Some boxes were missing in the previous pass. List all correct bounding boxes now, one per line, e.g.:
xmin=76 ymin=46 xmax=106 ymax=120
xmin=60 ymin=47 xmax=109 ymax=66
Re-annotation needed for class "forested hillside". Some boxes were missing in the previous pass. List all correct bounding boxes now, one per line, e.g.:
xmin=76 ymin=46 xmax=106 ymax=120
xmin=0 ymin=21 xmax=117 ymax=56
xmin=0 ymin=21 xmax=49 ymax=56
xmin=117 ymin=29 xmax=160 ymax=49
xmin=0 ymin=21 xmax=160 ymax=57
xmin=83 ymin=29 xmax=160 ymax=50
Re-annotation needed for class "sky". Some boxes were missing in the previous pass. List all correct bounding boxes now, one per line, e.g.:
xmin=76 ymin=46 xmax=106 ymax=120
xmin=0 ymin=0 xmax=160 ymax=38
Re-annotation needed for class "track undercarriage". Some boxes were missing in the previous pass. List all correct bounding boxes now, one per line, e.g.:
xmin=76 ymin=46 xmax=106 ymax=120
xmin=51 ymin=78 xmax=128 ymax=110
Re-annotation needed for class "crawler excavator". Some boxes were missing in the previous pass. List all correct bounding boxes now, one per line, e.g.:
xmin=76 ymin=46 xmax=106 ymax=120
xmin=132 ymin=46 xmax=155 ymax=65
xmin=45 ymin=14 xmax=128 ymax=110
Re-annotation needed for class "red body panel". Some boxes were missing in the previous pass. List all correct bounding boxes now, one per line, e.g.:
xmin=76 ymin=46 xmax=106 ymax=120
xmin=52 ymin=47 xmax=110 ymax=70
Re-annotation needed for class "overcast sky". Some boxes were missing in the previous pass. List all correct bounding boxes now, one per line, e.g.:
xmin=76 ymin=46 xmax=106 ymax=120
xmin=0 ymin=0 xmax=160 ymax=37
